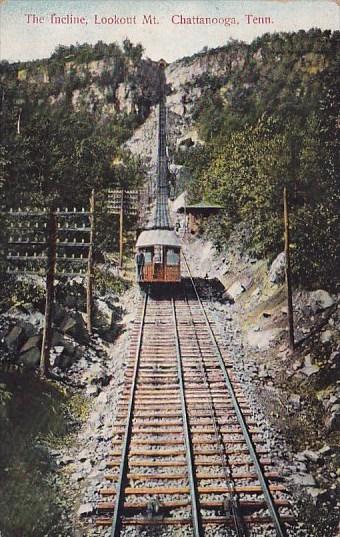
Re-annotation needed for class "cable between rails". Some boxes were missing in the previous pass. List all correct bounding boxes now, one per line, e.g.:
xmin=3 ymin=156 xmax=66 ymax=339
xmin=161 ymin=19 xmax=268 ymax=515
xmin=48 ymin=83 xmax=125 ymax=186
xmin=172 ymin=297 xmax=204 ymax=537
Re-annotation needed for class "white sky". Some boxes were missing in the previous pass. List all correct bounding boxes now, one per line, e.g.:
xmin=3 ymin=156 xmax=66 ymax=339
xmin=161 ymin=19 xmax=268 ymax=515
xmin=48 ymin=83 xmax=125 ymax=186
xmin=1 ymin=0 xmax=339 ymax=63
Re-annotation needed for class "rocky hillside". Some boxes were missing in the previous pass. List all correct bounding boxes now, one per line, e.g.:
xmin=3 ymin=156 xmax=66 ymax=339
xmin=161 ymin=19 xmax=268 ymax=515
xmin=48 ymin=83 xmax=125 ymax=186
xmin=182 ymin=232 xmax=340 ymax=537
xmin=1 ymin=41 xmax=162 ymax=122
xmin=125 ymin=44 xmax=250 ymax=157
xmin=124 ymin=45 xmax=250 ymax=188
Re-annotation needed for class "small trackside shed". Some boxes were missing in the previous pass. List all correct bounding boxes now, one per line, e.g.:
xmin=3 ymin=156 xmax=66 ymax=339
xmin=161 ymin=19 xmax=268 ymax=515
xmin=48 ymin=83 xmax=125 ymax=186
xmin=177 ymin=201 xmax=222 ymax=233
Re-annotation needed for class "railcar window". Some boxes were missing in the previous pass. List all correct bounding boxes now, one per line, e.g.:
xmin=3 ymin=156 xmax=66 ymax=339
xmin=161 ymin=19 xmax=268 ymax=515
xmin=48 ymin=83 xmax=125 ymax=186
xmin=144 ymin=250 xmax=152 ymax=264
xmin=166 ymin=249 xmax=180 ymax=265
xmin=154 ymin=245 xmax=162 ymax=264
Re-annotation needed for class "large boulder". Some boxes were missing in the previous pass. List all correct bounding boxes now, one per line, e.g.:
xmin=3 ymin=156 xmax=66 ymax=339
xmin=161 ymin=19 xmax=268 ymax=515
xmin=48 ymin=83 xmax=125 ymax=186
xmin=51 ymin=330 xmax=67 ymax=346
xmin=20 ymin=347 xmax=41 ymax=369
xmin=19 ymin=335 xmax=41 ymax=354
xmin=309 ymin=290 xmax=335 ymax=313
xmin=269 ymin=252 xmax=286 ymax=284
xmin=94 ymin=299 xmax=113 ymax=330
xmin=50 ymin=331 xmax=79 ymax=369
xmin=225 ymin=281 xmax=245 ymax=300
xmin=50 ymin=336 xmax=80 ymax=369
xmin=59 ymin=312 xmax=88 ymax=344
xmin=5 ymin=325 xmax=27 ymax=351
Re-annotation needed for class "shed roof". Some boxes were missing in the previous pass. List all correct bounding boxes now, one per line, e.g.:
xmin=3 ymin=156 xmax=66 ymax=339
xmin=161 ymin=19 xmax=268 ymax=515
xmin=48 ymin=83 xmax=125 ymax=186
xmin=187 ymin=201 xmax=222 ymax=209
xmin=177 ymin=200 xmax=223 ymax=213
xmin=136 ymin=229 xmax=180 ymax=248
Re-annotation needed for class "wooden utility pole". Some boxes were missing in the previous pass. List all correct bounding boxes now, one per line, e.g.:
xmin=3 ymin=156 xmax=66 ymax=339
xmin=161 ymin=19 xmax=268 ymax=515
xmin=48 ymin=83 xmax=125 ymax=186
xmin=284 ymin=187 xmax=294 ymax=352
xmin=40 ymin=211 xmax=57 ymax=377
xmin=119 ymin=189 xmax=124 ymax=268
xmin=86 ymin=189 xmax=95 ymax=335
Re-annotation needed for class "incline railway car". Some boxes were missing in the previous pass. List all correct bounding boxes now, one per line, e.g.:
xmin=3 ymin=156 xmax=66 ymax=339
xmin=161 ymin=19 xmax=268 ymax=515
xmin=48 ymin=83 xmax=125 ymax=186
xmin=136 ymin=229 xmax=181 ymax=283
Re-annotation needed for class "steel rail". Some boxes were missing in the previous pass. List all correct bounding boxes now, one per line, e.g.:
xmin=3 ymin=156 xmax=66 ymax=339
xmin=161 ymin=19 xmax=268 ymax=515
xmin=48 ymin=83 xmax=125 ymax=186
xmin=172 ymin=298 xmax=204 ymax=537
xmin=181 ymin=252 xmax=287 ymax=537
xmin=110 ymin=292 xmax=148 ymax=537
xmin=182 ymin=286 xmax=246 ymax=537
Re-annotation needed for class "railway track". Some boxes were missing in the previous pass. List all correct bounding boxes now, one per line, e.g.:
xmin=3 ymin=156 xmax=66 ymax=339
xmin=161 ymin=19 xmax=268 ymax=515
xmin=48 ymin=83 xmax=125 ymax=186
xmin=93 ymin=254 xmax=294 ymax=536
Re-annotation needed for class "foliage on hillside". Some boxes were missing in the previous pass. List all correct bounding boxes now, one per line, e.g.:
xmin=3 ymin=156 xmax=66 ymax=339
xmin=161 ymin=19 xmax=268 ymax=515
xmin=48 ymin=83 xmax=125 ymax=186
xmin=0 ymin=373 xmax=87 ymax=537
xmin=176 ymin=29 xmax=340 ymax=290
xmin=0 ymin=40 xmax=152 ymax=255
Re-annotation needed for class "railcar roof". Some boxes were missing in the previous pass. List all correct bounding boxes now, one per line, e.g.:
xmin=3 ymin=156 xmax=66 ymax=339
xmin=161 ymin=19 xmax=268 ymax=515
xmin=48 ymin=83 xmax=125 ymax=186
xmin=136 ymin=229 xmax=181 ymax=248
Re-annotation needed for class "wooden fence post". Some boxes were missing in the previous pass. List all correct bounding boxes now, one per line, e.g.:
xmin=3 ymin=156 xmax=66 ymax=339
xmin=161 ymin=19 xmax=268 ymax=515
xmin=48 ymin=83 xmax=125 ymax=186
xmin=86 ymin=189 xmax=95 ymax=335
xmin=284 ymin=187 xmax=294 ymax=352
xmin=119 ymin=189 xmax=124 ymax=269
xmin=40 ymin=211 xmax=57 ymax=377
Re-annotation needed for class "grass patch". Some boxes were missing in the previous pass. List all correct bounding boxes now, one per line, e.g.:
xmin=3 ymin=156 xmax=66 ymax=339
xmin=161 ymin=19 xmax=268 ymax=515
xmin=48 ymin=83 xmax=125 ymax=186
xmin=0 ymin=372 xmax=85 ymax=537
xmin=94 ymin=268 xmax=130 ymax=296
